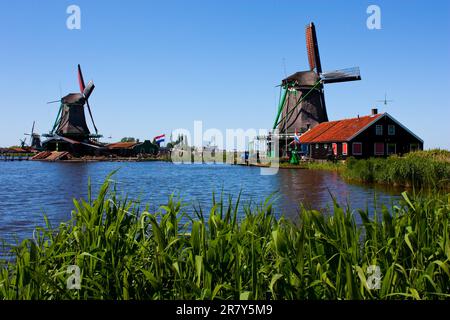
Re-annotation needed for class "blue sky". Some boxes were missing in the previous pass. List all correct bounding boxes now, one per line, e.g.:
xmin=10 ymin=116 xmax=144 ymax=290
xmin=0 ymin=0 xmax=449 ymax=149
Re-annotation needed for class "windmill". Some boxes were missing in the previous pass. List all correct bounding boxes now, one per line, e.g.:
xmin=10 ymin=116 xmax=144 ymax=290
xmin=19 ymin=138 xmax=26 ymax=148
xmin=41 ymin=65 xmax=104 ymax=156
xmin=44 ymin=65 xmax=101 ymax=141
xmin=24 ymin=121 xmax=41 ymax=149
xmin=273 ymin=22 xmax=362 ymax=136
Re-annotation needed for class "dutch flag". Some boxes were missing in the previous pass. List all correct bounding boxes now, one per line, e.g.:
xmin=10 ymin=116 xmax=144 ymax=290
xmin=290 ymin=129 xmax=301 ymax=145
xmin=155 ymin=134 xmax=165 ymax=144
xmin=294 ymin=129 xmax=300 ymax=144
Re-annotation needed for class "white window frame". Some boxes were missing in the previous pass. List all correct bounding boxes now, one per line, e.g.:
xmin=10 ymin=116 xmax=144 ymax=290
xmin=388 ymin=125 xmax=395 ymax=135
xmin=342 ymin=143 xmax=348 ymax=155
xmin=387 ymin=143 xmax=396 ymax=155
xmin=375 ymin=125 xmax=383 ymax=136
xmin=374 ymin=142 xmax=385 ymax=156
xmin=352 ymin=142 xmax=362 ymax=155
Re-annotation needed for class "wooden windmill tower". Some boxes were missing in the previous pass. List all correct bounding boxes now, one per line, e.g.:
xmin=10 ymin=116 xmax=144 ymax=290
xmin=274 ymin=23 xmax=362 ymax=135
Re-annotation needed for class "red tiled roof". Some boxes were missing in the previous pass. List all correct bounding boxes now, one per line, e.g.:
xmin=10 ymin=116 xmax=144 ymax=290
xmin=300 ymin=113 xmax=384 ymax=143
xmin=107 ymin=142 xmax=138 ymax=149
xmin=8 ymin=147 xmax=28 ymax=153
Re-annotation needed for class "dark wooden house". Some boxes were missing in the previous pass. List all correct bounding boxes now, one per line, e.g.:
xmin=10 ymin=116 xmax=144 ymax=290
xmin=299 ymin=109 xmax=423 ymax=159
xmin=107 ymin=140 xmax=158 ymax=157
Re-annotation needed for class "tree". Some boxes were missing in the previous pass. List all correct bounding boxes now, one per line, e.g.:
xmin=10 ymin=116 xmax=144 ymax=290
xmin=120 ymin=137 xmax=136 ymax=143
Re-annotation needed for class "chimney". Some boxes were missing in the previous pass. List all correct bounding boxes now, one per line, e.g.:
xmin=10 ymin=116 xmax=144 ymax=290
xmin=371 ymin=108 xmax=378 ymax=116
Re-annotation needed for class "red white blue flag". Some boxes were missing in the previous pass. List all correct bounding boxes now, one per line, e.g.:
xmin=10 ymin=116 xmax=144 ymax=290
xmin=154 ymin=134 xmax=165 ymax=144
xmin=294 ymin=129 xmax=300 ymax=144
xmin=290 ymin=129 xmax=301 ymax=145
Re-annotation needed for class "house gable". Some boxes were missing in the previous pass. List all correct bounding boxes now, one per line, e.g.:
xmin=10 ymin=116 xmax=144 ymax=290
xmin=348 ymin=113 xmax=423 ymax=143
xmin=349 ymin=114 xmax=423 ymax=157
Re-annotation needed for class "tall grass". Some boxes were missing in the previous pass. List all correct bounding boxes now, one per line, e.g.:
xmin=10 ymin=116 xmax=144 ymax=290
xmin=344 ymin=150 xmax=450 ymax=189
xmin=278 ymin=161 xmax=344 ymax=171
xmin=1 ymin=176 xmax=449 ymax=299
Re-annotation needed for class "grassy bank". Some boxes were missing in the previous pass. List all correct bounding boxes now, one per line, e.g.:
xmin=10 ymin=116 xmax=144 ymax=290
xmin=344 ymin=150 xmax=450 ymax=189
xmin=1 ymin=177 xmax=449 ymax=300
xmin=281 ymin=150 xmax=449 ymax=189
xmin=278 ymin=161 xmax=344 ymax=171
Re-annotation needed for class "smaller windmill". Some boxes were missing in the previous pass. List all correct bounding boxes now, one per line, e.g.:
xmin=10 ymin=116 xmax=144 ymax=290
xmin=24 ymin=121 xmax=41 ymax=150
xmin=19 ymin=138 xmax=26 ymax=148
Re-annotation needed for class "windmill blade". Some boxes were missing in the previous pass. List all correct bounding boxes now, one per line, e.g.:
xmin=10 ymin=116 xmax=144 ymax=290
xmin=305 ymin=22 xmax=322 ymax=74
xmin=78 ymin=64 xmax=86 ymax=93
xmin=78 ymin=65 xmax=98 ymax=134
xmin=31 ymin=121 xmax=35 ymax=136
xmin=83 ymin=81 xmax=97 ymax=134
xmin=320 ymin=67 xmax=361 ymax=84
xmin=319 ymin=90 xmax=328 ymax=122
xmin=47 ymin=99 xmax=61 ymax=104
xmin=85 ymin=100 xmax=98 ymax=134
xmin=83 ymin=80 xmax=95 ymax=100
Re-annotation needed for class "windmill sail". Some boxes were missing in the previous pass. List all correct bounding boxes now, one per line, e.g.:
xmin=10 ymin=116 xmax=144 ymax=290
xmin=320 ymin=67 xmax=361 ymax=84
xmin=78 ymin=64 xmax=86 ymax=92
xmin=306 ymin=23 xmax=322 ymax=73
xmin=83 ymin=80 xmax=95 ymax=99
xmin=77 ymin=64 xmax=98 ymax=134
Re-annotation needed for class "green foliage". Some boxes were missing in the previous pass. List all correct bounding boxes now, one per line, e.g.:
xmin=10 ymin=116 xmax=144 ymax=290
xmin=120 ymin=137 xmax=136 ymax=143
xmin=344 ymin=150 xmax=450 ymax=189
xmin=303 ymin=161 xmax=344 ymax=171
xmin=1 ymin=176 xmax=449 ymax=300
xmin=278 ymin=161 xmax=344 ymax=171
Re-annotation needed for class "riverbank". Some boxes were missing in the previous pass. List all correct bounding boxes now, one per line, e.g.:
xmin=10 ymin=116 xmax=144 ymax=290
xmin=278 ymin=150 xmax=450 ymax=189
xmin=0 ymin=176 xmax=449 ymax=300
xmin=279 ymin=161 xmax=344 ymax=171
xmin=344 ymin=150 xmax=450 ymax=189
xmin=30 ymin=155 xmax=171 ymax=162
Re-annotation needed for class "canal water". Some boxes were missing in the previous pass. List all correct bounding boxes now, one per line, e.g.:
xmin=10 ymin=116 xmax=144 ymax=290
xmin=0 ymin=161 xmax=401 ymax=247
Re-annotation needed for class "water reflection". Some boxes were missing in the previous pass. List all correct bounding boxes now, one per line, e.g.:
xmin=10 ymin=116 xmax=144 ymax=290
xmin=0 ymin=161 xmax=401 ymax=245
xmin=276 ymin=169 xmax=329 ymax=211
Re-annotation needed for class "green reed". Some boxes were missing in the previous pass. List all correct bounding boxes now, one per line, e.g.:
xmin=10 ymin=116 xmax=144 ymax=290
xmin=0 ymin=175 xmax=449 ymax=300
xmin=344 ymin=150 xmax=450 ymax=189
